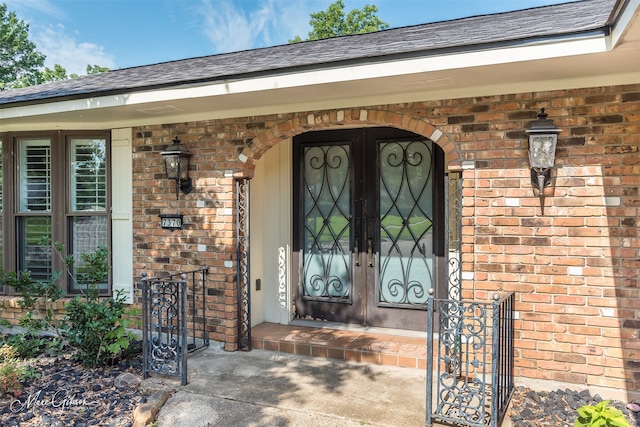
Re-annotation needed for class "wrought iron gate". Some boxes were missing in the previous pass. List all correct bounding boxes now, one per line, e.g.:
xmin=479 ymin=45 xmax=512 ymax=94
xmin=141 ymin=268 xmax=209 ymax=385
xmin=426 ymin=292 xmax=515 ymax=427
xmin=425 ymin=170 xmax=514 ymax=426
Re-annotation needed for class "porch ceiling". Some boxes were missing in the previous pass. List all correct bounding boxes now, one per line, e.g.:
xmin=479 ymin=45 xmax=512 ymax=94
xmin=1 ymin=1 xmax=639 ymax=132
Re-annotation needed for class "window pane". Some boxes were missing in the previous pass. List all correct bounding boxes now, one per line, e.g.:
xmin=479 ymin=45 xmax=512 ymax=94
xmin=19 ymin=140 xmax=51 ymax=212
xmin=18 ymin=217 xmax=52 ymax=281
xmin=70 ymin=138 xmax=107 ymax=212
xmin=70 ymin=216 xmax=108 ymax=291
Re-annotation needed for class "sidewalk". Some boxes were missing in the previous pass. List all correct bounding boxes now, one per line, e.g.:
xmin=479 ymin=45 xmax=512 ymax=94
xmin=143 ymin=346 xmax=427 ymax=426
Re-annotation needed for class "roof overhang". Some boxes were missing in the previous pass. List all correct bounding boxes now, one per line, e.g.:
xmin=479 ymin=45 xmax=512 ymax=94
xmin=1 ymin=1 xmax=639 ymax=132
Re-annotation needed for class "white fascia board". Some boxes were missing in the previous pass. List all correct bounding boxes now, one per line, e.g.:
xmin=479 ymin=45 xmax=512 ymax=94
xmin=610 ymin=0 xmax=640 ymax=47
xmin=0 ymin=33 xmax=609 ymax=122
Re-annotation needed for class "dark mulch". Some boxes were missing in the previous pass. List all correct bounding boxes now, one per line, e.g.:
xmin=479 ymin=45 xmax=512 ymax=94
xmin=509 ymin=386 xmax=640 ymax=427
xmin=0 ymin=340 xmax=148 ymax=427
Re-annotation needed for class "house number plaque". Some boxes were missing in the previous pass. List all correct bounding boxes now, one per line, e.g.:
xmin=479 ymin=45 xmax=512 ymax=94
xmin=159 ymin=214 xmax=184 ymax=230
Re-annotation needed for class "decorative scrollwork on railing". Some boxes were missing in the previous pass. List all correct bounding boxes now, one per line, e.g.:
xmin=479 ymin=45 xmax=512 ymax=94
xmin=435 ymin=300 xmax=488 ymax=425
xmin=446 ymin=171 xmax=462 ymax=301
xmin=236 ymin=178 xmax=251 ymax=350
xmin=142 ymin=274 xmax=187 ymax=385
xmin=142 ymin=269 xmax=209 ymax=386
xmin=148 ymin=280 xmax=182 ymax=374
xmin=278 ymin=246 xmax=287 ymax=310
xmin=426 ymin=293 xmax=515 ymax=427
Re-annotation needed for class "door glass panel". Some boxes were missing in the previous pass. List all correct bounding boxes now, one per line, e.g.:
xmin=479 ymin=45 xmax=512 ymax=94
xmin=378 ymin=138 xmax=434 ymax=308
xmin=302 ymin=144 xmax=351 ymax=301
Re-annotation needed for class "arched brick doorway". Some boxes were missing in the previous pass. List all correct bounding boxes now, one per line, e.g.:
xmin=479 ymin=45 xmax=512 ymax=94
xmin=241 ymin=108 xmax=459 ymax=333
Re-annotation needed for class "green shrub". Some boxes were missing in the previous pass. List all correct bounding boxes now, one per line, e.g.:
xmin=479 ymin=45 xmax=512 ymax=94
xmin=3 ymin=334 xmax=47 ymax=359
xmin=575 ymin=400 xmax=631 ymax=427
xmin=0 ymin=242 xmax=132 ymax=368
xmin=0 ymin=358 xmax=27 ymax=398
xmin=0 ymin=343 xmax=18 ymax=362
xmin=62 ymin=290 xmax=132 ymax=367
xmin=0 ymin=268 xmax=63 ymax=336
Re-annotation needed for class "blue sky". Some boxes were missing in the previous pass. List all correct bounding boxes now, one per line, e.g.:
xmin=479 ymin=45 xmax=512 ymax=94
xmin=4 ymin=0 xmax=573 ymax=75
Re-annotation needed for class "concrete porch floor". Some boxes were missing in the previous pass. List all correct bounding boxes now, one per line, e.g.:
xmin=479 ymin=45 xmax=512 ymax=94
xmin=150 ymin=344 xmax=428 ymax=426
xmin=149 ymin=322 xmax=513 ymax=426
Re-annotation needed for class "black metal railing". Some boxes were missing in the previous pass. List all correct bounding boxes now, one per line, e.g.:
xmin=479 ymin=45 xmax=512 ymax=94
xmin=141 ymin=268 xmax=209 ymax=385
xmin=426 ymin=291 xmax=514 ymax=427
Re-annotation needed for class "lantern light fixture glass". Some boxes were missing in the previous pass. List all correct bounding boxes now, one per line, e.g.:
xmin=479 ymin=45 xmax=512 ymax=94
xmin=160 ymin=136 xmax=192 ymax=199
xmin=526 ymin=108 xmax=561 ymax=215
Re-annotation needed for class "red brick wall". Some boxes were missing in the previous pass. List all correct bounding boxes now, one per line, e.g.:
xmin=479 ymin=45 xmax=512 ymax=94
xmin=126 ymin=83 xmax=639 ymax=394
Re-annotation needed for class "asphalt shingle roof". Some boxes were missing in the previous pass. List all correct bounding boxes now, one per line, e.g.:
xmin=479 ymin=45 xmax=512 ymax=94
xmin=0 ymin=0 xmax=615 ymax=107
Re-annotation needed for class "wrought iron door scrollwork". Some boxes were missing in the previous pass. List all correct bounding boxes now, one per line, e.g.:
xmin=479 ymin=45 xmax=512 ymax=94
xmin=302 ymin=144 xmax=351 ymax=302
xmin=378 ymin=139 xmax=433 ymax=307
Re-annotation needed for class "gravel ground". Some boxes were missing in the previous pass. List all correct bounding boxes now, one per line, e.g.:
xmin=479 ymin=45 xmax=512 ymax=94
xmin=0 ymin=347 xmax=149 ymax=427
xmin=509 ymin=386 xmax=640 ymax=427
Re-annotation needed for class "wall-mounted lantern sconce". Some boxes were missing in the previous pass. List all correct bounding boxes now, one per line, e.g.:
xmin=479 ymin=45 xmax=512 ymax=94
xmin=526 ymin=108 xmax=561 ymax=215
xmin=160 ymin=136 xmax=193 ymax=199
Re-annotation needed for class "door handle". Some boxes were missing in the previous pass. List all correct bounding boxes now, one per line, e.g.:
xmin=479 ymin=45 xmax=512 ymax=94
xmin=367 ymin=236 xmax=374 ymax=267
xmin=354 ymin=238 xmax=360 ymax=266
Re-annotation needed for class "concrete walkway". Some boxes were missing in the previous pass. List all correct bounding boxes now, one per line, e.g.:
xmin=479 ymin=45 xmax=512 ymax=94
xmin=142 ymin=346 xmax=427 ymax=427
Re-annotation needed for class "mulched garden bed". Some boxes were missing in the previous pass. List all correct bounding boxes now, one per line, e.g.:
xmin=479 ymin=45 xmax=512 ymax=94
xmin=509 ymin=386 xmax=640 ymax=427
xmin=0 ymin=338 xmax=149 ymax=427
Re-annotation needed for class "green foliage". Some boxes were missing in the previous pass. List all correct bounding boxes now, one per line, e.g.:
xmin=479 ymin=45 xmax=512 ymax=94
xmin=125 ymin=307 xmax=144 ymax=329
xmin=575 ymin=400 xmax=631 ymax=427
xmin=75 ymin=245 xmax=110 ymax=295
xmin=41 ymin=63 xmax=69 ymax=83
xmin=1 ymin=334 xmax=48 ymax=359
xmin=62 ymin=290 xmax=131 ymax=367
xmin=57 ymin=243 xmax=132 ymax=367
xmin=0 ymin=267 xmax=63 ymax=337
xmin=0 ymin=4 xmax=110 ymax=89
xmin=0 ymin=343 xmax=18 ymax=362
xmin=0 ymin=3 xmax=46 ymax=90
xmin=0 ymin=357 xmax=27 ymax=397
xmin=86 ymin=64 xmax=110 ymax=74
xmin=0 ymin=240 xmax=132 ymax=368
xmin=289 ymin=0 xmax=389 ymax=43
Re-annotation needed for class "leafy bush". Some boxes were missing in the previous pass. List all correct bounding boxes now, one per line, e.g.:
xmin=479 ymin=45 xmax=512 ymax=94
xmin=0 ymin=343 xmax=19 ymax=362
xmin=0 ymin=357 xmax=27 ymax=398
xmin=62 ymin=290 xmax=131 ymax=367
xmin=0 ymin=268 xmax=63 ymax=336
xmin=1 ymin=334 xmax=48 ymax=359
xmin=0 ymin=242 xmax=133 ymax=368
xmin=575 ymin=400 xmax=631 ymax=427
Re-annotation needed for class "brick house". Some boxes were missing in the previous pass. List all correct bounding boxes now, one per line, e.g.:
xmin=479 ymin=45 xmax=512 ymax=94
xmin=1 ymin=0 xmax=639 ymax=403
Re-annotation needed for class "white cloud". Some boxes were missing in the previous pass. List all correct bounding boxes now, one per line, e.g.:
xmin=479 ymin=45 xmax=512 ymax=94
xmin=196 ymin=0 xmax=318 ymax=53
xmin=199 ymin=1 xmax=256 ymax=53
xmin=3 ymin=0 xmax=65 ymax=20
xmin=33 ymin=24 xmax=116 ymax=76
